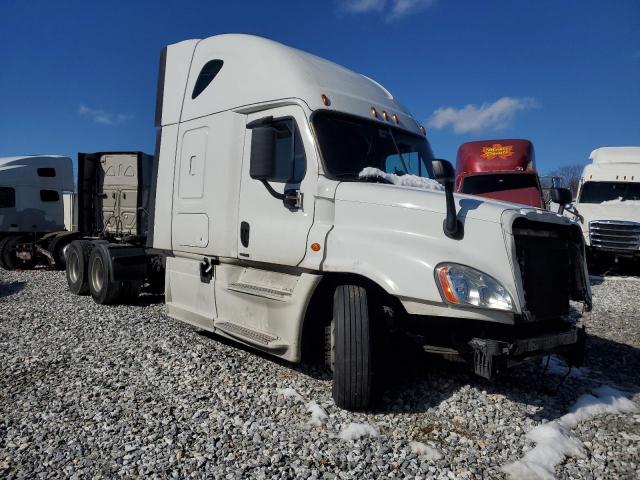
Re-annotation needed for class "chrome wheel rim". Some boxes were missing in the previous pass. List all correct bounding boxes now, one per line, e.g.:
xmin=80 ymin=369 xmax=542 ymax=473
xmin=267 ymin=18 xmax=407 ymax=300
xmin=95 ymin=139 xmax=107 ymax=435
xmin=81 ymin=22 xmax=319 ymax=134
xmin=68 ymin=251 xmax=80 ymax=283
xmin=91 ymin=256 xmax=104 ymax=292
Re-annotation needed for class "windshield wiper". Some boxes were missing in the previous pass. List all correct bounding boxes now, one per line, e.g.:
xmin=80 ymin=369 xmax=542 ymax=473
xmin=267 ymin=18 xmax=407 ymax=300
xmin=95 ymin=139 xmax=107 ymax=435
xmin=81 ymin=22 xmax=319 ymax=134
xmin=330 ymin=172 xmax=394 ymax=184
xmin=331 ymin=173 xmax=359 ymax=180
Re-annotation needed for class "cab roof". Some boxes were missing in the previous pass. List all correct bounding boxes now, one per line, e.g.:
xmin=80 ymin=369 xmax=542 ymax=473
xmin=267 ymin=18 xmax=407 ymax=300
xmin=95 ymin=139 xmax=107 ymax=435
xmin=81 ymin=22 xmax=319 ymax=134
xmin=456 ymin=139 xmax=535 ymax=175
xmin=158 ymin=34 xmax=421 ymax=135
xmin=589 ymin=147 xmax=640 ymax=164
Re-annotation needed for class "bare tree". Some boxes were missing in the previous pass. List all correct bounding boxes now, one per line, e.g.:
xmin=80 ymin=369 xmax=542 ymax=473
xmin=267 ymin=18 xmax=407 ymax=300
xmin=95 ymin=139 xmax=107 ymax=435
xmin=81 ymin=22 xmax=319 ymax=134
xmin=545 ymin=164 xmax=583 ymax=197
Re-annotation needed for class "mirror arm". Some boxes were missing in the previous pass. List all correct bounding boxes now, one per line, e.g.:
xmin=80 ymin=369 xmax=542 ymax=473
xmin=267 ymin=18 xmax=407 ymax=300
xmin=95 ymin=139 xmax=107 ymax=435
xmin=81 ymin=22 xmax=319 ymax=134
xmin=261 ymin=180 xmax=285 ymax=201
xmin=443 ymin=180 xmax=463 ymax=240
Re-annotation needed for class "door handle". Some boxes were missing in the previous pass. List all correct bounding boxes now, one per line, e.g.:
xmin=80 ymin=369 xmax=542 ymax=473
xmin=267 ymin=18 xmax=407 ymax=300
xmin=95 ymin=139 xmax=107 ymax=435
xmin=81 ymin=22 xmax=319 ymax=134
xmin=240 ymin=221 xmax=250 ymax=247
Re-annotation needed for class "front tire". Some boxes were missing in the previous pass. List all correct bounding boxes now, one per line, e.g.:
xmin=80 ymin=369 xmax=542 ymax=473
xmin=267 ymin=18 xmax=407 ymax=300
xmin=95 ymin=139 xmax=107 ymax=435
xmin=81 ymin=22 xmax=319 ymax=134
xmin=332 ymin=284 xmax=374 ymax=410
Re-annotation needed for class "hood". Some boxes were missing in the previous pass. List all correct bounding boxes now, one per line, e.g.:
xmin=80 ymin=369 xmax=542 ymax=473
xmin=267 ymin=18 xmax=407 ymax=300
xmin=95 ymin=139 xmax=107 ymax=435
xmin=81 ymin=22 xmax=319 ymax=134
xmin=334 ymin=181 xmax=544 ymax=225
xmin=573 ymin=202 xmax=640 ymax=229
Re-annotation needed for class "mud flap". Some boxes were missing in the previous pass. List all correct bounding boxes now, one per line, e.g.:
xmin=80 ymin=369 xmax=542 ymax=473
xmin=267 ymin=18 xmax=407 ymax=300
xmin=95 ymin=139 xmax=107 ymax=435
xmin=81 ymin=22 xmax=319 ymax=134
xmin=560 ymin=325 xmax=587 ymax=368
xmin=468 ymin=339 xmax=510 ymax=380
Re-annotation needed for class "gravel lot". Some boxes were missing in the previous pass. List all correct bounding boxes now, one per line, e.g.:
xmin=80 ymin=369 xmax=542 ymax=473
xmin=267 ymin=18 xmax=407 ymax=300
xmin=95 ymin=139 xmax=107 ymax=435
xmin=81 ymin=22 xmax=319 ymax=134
xmin=1 ymin=270 xmax=639 ymax=479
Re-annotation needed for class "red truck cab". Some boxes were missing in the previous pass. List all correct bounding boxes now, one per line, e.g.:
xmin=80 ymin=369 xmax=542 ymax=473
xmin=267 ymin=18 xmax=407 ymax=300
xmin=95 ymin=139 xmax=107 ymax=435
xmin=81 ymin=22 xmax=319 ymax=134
xmin=455 ymin=139 xmax=544 ymax=208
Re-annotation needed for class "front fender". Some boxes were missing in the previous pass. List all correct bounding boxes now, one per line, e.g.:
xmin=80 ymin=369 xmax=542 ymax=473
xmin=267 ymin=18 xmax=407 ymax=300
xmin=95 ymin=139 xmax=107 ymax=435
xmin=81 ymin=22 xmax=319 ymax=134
xmin=322 ymin=199 xmax=520 ymax=322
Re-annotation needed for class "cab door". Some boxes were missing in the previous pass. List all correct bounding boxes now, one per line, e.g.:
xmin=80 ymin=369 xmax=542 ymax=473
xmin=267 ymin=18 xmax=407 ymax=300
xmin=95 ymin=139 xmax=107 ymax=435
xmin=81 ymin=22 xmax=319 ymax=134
xmin=237 ymin=105 xmax=316 ymax=266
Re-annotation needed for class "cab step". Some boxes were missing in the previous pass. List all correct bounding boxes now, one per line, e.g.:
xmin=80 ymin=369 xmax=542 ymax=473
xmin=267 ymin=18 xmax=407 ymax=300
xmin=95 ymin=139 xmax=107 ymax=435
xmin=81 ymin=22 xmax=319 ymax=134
xmin=214 ymin=321 xmax=287 ymax=350
xmin=227 ymin=281 xmax=293 ymax=301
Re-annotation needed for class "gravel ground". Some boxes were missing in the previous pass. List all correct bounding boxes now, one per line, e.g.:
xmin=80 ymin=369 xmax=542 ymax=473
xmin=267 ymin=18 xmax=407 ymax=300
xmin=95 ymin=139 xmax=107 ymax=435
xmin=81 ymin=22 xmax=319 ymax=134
xmin=1 ymin=270 xmax=639 ymax=479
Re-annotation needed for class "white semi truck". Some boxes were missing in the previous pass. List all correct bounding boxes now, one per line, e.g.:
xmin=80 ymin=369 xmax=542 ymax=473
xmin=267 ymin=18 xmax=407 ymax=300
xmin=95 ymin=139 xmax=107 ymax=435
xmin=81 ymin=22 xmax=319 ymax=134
xmin=64 ymin=34 xmax=592 ymax=409
xmin=0 ymin=155 xmax=78 ymax=269
xmin=570 ymin=147 xmax=640 ymax=271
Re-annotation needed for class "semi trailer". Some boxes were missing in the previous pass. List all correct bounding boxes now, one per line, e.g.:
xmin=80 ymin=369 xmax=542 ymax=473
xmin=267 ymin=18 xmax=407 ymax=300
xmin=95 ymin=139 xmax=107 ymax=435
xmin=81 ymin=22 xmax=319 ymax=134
xmin=569 ymin=147 xmax=640 ymax=271
xmin=0 ymin=152 xmax=153 ymax=272
xmin=0 ymin=155 xmax=77 ymax=270
xmin=65 ymin=34 xmax=591 ymax=409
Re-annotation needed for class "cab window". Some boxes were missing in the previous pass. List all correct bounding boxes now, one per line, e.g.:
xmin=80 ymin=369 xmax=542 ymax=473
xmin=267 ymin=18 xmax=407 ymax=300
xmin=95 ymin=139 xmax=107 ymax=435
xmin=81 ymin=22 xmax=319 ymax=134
xmin=40 ymin=190 xmax=60 ymax=202
xmin=0 ymin=187 xmax=15 ymax=208
xmin=385 ymin=151 xmax=429 ymax=176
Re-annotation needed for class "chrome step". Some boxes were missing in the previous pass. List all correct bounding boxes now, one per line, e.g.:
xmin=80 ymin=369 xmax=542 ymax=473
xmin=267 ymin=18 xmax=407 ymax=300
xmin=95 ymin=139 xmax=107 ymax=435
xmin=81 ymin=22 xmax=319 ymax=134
xmin=215 ymin=321 xmax=286 ymax=350
xmin=228 ymin=281 xmax=293 ymax=301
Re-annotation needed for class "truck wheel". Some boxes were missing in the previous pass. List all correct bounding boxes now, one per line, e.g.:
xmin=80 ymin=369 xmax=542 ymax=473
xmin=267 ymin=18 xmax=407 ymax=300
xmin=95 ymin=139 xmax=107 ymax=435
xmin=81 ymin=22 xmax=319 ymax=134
xmin=49 ymin=236 xmax=72 ymax=271
xmin=66 ymin=240 xmax=93 ymax=295
xmin=88 ymin=247 xmax=123 ymax=305
xmin=0 ymin=237 xmax=11 ymax=269
xmin=331 ymin=284 xmax=374 ymax=410
xmin=0 ymin=236 xmax=23 ymax=270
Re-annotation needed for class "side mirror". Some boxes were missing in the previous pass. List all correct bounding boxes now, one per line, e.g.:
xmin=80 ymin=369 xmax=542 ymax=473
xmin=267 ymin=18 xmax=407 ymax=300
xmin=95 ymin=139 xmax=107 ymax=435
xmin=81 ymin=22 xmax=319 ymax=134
xmin=432 ymin=159 xmax=463 ymax=240
xmin=249 ymin=126 xmax=276 ymax=181
xmin=432 ymin=159 xmax=455 ymax=186
xmin=550 ymin=187 xmax=572 ymax=214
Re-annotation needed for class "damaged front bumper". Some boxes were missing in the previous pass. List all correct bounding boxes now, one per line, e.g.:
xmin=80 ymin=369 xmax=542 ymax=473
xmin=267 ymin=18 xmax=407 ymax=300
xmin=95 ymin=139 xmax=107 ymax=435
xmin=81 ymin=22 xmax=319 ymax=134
xmin=468 ymin=324 xmax=586 ymax=380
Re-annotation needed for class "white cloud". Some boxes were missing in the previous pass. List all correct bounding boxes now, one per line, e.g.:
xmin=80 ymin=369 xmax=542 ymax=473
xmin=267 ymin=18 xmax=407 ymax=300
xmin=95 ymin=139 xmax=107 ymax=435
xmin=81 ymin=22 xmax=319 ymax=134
xmin=339 ymin=0 xmax=436 ymax=19
xmin=427 ymin=96 xmax=538 ymax=134
xmin=78 ymin=104 xmax=134 ymax=125
xmin=389 ymin=0 xmax=436 ymax=18
xmin=341 ymin=0 xmax=386 ymax=14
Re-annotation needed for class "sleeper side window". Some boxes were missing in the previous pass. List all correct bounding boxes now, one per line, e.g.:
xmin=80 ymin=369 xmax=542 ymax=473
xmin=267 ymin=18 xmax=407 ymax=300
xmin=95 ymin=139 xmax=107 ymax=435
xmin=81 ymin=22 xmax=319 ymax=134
xmin=40 ymin=190 xmax=60 ymax=202
xmin=0 ymin=187 xmax=16 ymax=208
xmin=270 ymin=118 xmax=306 ymax=184
xmin=37 ymin=167 xmax=56 ymax=177
xmin=191 ymin=59 xmax=224 ymax=99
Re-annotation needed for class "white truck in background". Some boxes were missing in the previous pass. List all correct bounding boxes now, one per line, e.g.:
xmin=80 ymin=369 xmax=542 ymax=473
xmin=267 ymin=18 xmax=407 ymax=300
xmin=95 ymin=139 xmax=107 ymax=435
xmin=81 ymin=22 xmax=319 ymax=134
xmin=63 ymin=34 xmax=592 ymax=409
xmin=569 ymin=147 xmax=640 ymax=271
xmin=0 ymin=155 xmax=78 ymax=269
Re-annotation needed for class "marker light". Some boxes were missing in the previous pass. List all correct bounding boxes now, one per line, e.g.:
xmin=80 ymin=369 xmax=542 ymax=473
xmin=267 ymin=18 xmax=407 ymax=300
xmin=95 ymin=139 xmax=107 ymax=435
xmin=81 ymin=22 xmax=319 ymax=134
xmin=435 ymin=264 xmax=514 ymax=311
xmin=392 ymin=113 xmax=399 ymax=124
xmin=310 ymin=242 xmax=321 ymax=252
xmin=321 ymin=94 xmax=331 ymax=106
xmin=382 ymin=110 xmax=388 ymax=121
xmin=419 ymin=125 xmax=426 ymax=135
xmin=371 ymin=106 xmax=378 ymax=118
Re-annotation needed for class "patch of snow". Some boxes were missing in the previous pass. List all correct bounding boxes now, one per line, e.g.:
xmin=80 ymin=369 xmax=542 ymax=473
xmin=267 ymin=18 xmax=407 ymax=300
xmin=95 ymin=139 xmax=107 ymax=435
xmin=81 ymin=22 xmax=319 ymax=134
xmin=502 ymin=385 xmax=638 ymax=480
xmin=358 ymin=167 xmax=444 ymax=191
xmin=305 ymin=401 xmax=328 ymax=427
xmin=338 ymin=422 xmax=379 ymax=441
xmin=600 ymin=197 xmax=640 ymax=205
xmin=277 ymin=387 xmax=303 ymax=402
xmin=408 ymin=440 xmax=443 ymax=460
xmin=561 ymin=385 xmax=638 ymax=428
xmin=542 ymin=355 xmax=588 ymax=379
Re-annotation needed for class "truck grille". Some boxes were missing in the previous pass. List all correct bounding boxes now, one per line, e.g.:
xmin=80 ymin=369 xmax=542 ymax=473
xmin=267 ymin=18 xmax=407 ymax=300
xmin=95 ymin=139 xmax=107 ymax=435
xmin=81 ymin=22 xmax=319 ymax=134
xmin=589 ymin=220 xmax=640 ymax=251
xmin=513 ymin=227 xmax=570 ymax=321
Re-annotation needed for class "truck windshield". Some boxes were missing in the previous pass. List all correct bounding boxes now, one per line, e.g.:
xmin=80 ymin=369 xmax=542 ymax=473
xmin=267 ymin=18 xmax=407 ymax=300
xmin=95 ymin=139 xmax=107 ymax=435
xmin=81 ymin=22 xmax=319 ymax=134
xmin=313 ymin=111 xmax=435 ymax=180
xmin=579 ymin=181 xmax=640 ymax=203
xmin=461 ymin=173 xmax=539 ymax=195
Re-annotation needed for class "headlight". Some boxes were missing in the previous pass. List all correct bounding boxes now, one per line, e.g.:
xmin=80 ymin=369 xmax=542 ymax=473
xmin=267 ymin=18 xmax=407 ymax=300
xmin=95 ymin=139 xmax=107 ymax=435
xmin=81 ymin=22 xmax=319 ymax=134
xmin=435 ymin=263 xmax=514 ymax=311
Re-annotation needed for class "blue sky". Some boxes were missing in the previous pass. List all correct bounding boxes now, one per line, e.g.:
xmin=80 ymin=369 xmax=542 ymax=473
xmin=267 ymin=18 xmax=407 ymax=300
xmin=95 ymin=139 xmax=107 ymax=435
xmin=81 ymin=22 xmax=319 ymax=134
xmin=1 ymin=0 xmax=638 ymax=174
